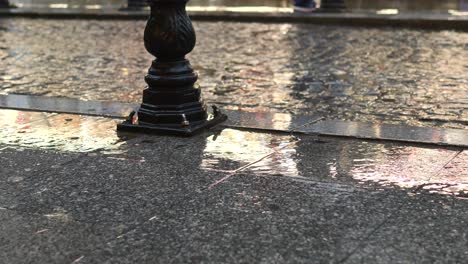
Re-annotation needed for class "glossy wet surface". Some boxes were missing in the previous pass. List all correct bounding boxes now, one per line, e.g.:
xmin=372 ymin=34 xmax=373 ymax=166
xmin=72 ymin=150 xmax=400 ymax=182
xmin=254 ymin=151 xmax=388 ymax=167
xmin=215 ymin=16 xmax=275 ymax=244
xmin=0 ymin=10 xmax=466 ymax=261
xmin=0 ymin=93 xmax=135 ymax=118
xmin=1 ymin=108 xmax=466 ymax=197
xmin=0 ymin=120 xmax=467 ymax=263
xmin=304 ymin=120 xmax=468 ymax=147
xmin=1 ymin=19 xmax=467 ymax=129
xmin=3 ymin=94 xmax=467 ymax=147
xmin=0 ymin=109 xmax=126 ymax=152
xmin=202 ymin=129 xmax=467 ymax=198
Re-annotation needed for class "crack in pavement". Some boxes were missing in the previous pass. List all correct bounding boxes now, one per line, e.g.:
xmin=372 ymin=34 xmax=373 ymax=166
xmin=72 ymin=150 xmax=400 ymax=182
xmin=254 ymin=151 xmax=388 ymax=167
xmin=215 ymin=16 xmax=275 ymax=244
xmin=338 ymin=150 xmax=465 ymax=263
xmin=207 ymin=117 xmax=325 ymax=189
xmin=413 ymin=150 xmax=464 ymax=194
xmin=338 ymin=201 xmax=406 ymax=263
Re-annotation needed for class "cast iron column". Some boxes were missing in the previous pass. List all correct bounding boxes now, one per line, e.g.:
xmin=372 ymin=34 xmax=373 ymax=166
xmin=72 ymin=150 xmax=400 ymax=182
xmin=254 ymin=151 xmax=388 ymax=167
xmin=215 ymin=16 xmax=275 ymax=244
xmin=320 ymin=0 xmax=346 ymax=12
xmin=0 ymin=0 xmax=12 ymax=8
xmin=118 ymin=0 xmax=226 ymax=136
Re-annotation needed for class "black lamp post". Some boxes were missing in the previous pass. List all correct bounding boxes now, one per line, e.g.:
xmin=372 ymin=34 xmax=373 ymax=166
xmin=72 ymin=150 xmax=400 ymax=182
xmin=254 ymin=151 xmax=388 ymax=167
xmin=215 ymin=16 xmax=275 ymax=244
xmin=0 ymin=0 xmax=13 ymax=8
xmin=320 ymin=0 xmax=346 ymax=12
xmin=118 ymin=0 xmax=226 ymax=136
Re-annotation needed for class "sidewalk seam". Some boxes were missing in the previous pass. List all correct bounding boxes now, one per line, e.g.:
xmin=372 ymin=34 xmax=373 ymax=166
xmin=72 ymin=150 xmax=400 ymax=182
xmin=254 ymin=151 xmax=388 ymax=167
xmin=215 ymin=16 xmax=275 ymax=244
xmin=338 ymin=150 xmax=465 ymax=262
xmin=207 ymin=117 xmax=324 ymax=189
xmin=337 ymin=202 xmax=406 ymax=263
xmin=412 ymin=150 xmax=464 ymax=193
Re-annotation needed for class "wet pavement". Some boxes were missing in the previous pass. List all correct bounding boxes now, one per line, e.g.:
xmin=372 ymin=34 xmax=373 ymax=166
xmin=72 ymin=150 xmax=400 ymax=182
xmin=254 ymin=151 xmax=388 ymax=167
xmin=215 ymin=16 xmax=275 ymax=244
xmin=0 ymin=18 xmax=467 ymax=129
xmin=0 ymin=108 xmax=467 ymax=263
xmin=0 ymin=107 xmax=466 ymax=197
xmin=0 ymin=8 xmax=467 ymax=262
xmin=9 ymin=0 xmax=468 ymax=13
xmin=2 ymin=94 xmax=468 ymax=147
xmin=0 ymin=108 xmax=466 ymax=197
xmin=0 ymin=109 xmax=124 ymax=152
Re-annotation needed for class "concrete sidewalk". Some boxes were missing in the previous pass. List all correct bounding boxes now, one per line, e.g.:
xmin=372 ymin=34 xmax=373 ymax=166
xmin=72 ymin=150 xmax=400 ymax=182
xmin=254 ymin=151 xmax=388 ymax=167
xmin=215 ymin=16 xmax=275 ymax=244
xmin=0 ymin=107 xmax=467 ymax=263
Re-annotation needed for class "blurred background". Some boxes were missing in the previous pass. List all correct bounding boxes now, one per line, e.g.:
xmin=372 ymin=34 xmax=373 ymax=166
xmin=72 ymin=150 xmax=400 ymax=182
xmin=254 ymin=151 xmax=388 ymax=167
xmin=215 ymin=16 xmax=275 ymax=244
xmin=7 ymin=0 xmax=468 ymax=13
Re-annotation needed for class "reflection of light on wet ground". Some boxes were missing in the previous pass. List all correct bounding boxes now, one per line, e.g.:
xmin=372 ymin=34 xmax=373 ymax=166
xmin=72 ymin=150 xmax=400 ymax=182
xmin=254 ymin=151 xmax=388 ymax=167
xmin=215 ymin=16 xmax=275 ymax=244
xmin=51 ymin=4 xmax=103 ymax=9
xmin=0 ymin=109 xmax=125 ymax=153
xmin=336 ymin=142 xmax=467 ymax=197
xmin=201 ymin=128 xmax=299 ymax=177
xmin=222 ymin=109 xmax=296 ymax=131
xmin=376 ymin=9 xmax=399 ymax=15
xmin=426 ymin=151 xmax=468 ymax=196
xmin=204 ymin=130 xmax=467 ymax=197
xmin=187 ymin=6 xmax=292 ymax=13
xmin=48 ymin=4 xmax=68 ymax=9
xmin=84 ymin=5 xmax=103 ymax=10
xmin=448 ymin=10 xmax=468 ymax=16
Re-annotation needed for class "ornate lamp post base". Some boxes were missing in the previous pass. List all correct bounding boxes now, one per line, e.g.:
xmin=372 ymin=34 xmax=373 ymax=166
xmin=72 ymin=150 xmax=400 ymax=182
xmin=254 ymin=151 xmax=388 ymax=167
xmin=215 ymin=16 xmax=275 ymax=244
xmin=117 ymin=0 xmax=226 ymax=136
xmin=117 ymin=106 xmax=226 ymax=136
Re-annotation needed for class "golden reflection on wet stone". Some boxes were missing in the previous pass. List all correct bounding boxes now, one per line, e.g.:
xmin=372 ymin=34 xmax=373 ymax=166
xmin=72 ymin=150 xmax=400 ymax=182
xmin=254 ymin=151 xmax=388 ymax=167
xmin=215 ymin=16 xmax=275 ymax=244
xmin=202 ymin=129 xmax=467 ymax=197
xmin=0 ymin=109 xmax=124 ymax=152
xmin=331 ymin=142 xmax=468 ymax=197
xmin=201 ymin=128 xmax=299 ymax=177
xmin=427 ymin=151 xmax=468 ymax=196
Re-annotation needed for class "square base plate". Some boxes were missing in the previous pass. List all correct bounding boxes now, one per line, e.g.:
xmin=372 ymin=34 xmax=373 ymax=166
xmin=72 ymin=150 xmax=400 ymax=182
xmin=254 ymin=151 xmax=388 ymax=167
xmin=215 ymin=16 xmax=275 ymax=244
xmin=117 ymin=111 xmax=227 ymax=136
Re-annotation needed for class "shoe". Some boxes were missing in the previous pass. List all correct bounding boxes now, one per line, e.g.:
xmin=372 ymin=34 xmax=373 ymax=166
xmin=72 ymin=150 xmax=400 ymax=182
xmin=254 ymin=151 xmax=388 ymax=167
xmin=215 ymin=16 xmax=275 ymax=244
xmin=294 ymin=0 xmax=317 ymax=13
xmin=294 ymin=5 xmax=316 ymax=12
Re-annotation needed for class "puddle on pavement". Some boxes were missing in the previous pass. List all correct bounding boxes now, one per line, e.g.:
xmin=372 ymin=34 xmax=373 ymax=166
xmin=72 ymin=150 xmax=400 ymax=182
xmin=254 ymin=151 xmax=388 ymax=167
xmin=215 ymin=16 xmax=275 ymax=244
xmin=0 ymin=109 xmax=126 ymax=153
xmin=1 ymin=109 xmax=465 ymax=197
xmin=337 ymin=142 xmax=467 ymax=197
xmin=202 ymin=129 xmax=467 ymax=197
xmin=202 ymin=128 xmax=300 ymax=176
xmin=426 ymin=151 xmax=468 ymax=196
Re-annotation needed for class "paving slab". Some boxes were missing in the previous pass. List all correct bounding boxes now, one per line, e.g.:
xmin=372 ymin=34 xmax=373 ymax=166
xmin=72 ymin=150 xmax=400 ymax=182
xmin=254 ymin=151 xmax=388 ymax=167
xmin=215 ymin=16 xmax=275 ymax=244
xmin=0 ymin=146 xmax=86 ymax=209
xmin=0 ymin=109 xmax=128 ymax=152
xmin=428 ymin=150 xmax=468 ymax=196
xmin=0 ymin=208 xmax=112 ymax=264
xmin=0 ymin=118 xmax=467 ymax=263
xmin=0 ymin=94 xmax=325 ymax=132
xmin=304 ymin=120 xmax=468 ymax=148
xmin=1 ymin=97 xmax=467 ymax=148
xmin=0 ymin=93 xmax=133 ymax=118
xmin=239 ymin=134 xmax=466 ymax=196
xmin=344 ymin=194 xmax=468 ymax=263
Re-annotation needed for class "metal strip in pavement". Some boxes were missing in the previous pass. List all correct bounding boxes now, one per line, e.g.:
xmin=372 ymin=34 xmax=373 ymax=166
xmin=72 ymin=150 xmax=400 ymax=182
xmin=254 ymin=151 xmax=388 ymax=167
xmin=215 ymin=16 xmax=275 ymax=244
xmin=0 ymin=94 xmax=466 ymax=148
xmin=0 ymin=94 xmax=321 ymax=133
xmin=0 ymin=94 xmax=134 ymax=119
xmin=221 ymin=109 xmax=323 ymax=134
xmin=303 ymin=120 xmax=468 ymax=148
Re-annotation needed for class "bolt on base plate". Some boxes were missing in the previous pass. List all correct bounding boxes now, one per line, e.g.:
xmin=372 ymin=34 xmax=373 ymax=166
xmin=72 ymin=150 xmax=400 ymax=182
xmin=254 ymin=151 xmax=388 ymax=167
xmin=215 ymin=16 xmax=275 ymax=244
xmin=117 ymin=106 xmax=227 ymax=136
